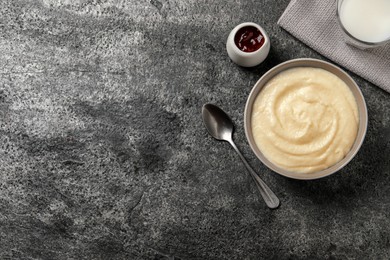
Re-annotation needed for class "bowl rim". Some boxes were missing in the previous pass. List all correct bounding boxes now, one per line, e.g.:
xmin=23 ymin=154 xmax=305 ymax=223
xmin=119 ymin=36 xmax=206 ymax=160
xmin=244 ymin=58 xmax=368 ymax=180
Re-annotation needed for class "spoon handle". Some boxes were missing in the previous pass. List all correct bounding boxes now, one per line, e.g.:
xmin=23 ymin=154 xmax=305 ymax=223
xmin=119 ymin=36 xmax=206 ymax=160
xmin=228 ymin=140 xmax=280 ymax=209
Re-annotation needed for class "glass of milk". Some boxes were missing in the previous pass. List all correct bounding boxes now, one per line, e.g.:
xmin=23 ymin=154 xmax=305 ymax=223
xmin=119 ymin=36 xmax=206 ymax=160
xmin=337 ymin=0 xmax=390 ymax=49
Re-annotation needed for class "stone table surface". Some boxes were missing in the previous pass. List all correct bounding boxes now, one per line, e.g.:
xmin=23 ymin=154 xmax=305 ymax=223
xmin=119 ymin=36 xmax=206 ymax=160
xmin=0 ymin=0 xmax=389 ymax=259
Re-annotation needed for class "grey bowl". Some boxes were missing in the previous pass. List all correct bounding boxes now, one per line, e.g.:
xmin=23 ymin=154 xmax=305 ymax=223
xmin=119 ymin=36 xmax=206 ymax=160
xmin=244 ymin=58 xmax=368 ymax=180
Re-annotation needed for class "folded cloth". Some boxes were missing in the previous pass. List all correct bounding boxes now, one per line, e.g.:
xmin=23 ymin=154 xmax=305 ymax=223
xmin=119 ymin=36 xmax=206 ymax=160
xmin=278 ymin=0 xmax=390 ymax=93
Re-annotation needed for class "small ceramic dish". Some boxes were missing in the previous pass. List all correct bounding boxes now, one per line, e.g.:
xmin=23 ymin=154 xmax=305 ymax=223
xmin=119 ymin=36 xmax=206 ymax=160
xmin=244 ymin=58 xmax=368 ymax=180
xmin=226 ymin=22 xmax=270 ymax=67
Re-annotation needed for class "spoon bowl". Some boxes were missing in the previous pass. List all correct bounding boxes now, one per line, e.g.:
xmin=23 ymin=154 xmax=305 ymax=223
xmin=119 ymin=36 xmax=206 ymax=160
xmin=202 ymin=104 xmax=234 ymax=141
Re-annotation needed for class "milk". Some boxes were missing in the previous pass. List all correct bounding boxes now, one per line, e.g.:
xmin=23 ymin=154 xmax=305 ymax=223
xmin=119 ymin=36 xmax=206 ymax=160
xmin=339 ymin=0 xmax=390 ymax=43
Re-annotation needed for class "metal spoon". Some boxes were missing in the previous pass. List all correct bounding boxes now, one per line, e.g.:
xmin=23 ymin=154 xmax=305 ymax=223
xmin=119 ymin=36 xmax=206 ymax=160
xmin=202 ymin=103 xmax=280 ymax=209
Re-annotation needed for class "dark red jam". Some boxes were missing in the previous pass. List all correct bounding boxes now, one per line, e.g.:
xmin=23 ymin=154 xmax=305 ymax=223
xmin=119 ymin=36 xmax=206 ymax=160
xmin=234 ymin=26 xmax=265 ymax=52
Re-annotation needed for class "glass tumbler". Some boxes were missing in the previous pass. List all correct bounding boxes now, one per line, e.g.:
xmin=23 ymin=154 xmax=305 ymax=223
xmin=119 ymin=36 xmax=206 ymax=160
xmin=336 ymin=0 xmax=390 ymax=49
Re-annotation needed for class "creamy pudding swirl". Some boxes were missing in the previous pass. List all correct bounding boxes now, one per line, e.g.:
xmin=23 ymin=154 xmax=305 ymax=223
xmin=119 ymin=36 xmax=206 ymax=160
xmin=251 ymin=67 xmax=359 ymax=174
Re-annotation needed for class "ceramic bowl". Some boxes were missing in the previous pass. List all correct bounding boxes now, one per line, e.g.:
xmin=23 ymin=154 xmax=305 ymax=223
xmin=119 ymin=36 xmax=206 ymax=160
xmin=226 ymin=22 xmax=270 ymax=67
xmin=244 ymin=58 xmax=368 ymax=180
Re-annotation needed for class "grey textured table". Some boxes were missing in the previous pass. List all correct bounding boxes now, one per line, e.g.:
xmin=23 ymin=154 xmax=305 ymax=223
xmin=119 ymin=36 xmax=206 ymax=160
xmin=0 ymin=0 xmax=389 ymax=259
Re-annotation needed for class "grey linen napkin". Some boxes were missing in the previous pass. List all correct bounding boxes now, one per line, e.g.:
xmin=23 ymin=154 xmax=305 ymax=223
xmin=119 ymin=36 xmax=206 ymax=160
xmin=278 ymin=0 xmax=390 ymax=93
